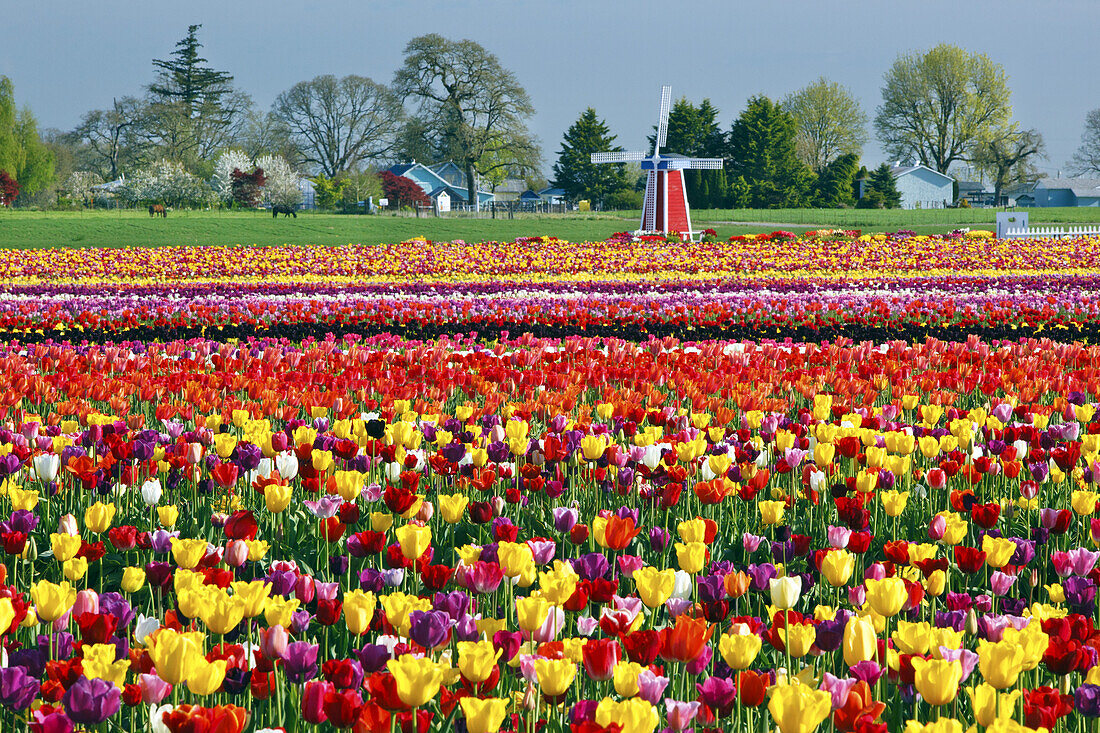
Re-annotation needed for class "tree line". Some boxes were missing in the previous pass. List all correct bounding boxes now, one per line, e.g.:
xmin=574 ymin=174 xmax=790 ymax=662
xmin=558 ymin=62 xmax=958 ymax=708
xmin=1 ymin=32 xmax=1098 ymax=211
xmin=555 ymin=45 xmax=1064 ymax=209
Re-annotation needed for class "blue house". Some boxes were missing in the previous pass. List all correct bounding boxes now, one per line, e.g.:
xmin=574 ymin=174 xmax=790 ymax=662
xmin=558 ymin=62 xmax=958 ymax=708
xmin=385 ymin=162 xmax=493 ymax=207
xmin=538 ymin=186 xmax=567 ymax=205
xmin=1030 ymin=178 xmax=1100 ymax=207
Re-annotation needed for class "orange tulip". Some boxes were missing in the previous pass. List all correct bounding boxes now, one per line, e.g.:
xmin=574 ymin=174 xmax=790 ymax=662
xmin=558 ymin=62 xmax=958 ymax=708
xmin=658 ymin=615 xmax=712 ymax=663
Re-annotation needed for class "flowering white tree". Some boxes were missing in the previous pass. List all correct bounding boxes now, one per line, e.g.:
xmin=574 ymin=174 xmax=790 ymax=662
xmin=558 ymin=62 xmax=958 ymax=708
xmin=117 ymin=160 xmax=212 ymax=208
xmin=210 ymin=149 xmax=253 ymax=204
xmin=256 ymin=153 xmax=303 ymax=208
xmin=63 ymin=171 xmax=104 ymax=205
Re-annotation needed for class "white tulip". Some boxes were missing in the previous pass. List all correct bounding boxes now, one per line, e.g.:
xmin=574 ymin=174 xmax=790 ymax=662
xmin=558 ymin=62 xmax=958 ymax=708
xmin=32 ymin=454 xmax=60 ymax=483
xmin=140 ymin=478 xmax=162 ymax=507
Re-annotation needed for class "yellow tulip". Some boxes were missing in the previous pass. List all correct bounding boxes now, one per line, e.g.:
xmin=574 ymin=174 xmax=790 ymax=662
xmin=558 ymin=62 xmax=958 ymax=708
xmin=977 ymin=640 xmax=1026 ymax=689
xmin=580 ymin=435 xmax=607 ymax=461
xmin=538 ymin=562 xmax=579 ymax=606
xmin=368 ymin=512 xmax=393 ymax=533
xmin=343 ymin=590 xmax=376 ymax=635
xmin=911 ymin=657 xmax=962 ymax=706
xmin=201 ymin=591 xmax=246 ymax=635
xmin=981 ymin=535 xmax=1017 ymax=568
xmin=759 ymin=500 xmax=785 ymax=525
xmin=263 ymin=596 xmax=300 ymax=628
xmin=258 ymin=475 xmax=292 ymax=509
xmin=613 ymin=661 xmax=643 ymax=697
xmin=893 ymin=621 xmax=932 ymax=655
xmin=230 ymin=580 xmax=271 ymax=618
xmin=865 ymin=577 xmax=907 ymax=617
xmin=63 ymin=557 xmax=88 ymax=582
xmin=718 ymin=627 xmax=762 ymax=669
xmin=121 ymin=567 xmax=145 ymax=593
xmin=516 ymin=595 xmax=551 ymax=633
xmin=438 ymin=493 xmax=469 ymax=523
xmin=768 ymin=683 xmax=832 ymax=733
xmin=395 ymin=523 xmax=432 ymax=561
xmin=334 ymin=470 xmax=364 ymax=501
xmin=534 ymin=657 xmax=576 ymax=696
xmin=81 ymin=643 xmax=130 ymax=688
xmin=157 ymin=505 xmax=179 ymax=528
xmin=50 ymin=532 xmax=82 ymax=563
xmin=904 ymin=721 xmax=963 ymax=733
xmin=459 ymin=697 xmax=509 ymax=733
xmin=147 ymin=629 xmax=205 ymax=686
xmin=457 ymin=640 xmax=502 ymax=683
xmin=843 ymin=616 xmax=878 ymax=667
xmin=496 ymin=542 xmax=534 ymax=579
xmin=31 ymin=580 xmax=76 ymax=622
xmin=84 ymin=501 xmax=116 ymax=533
xmin=780 ymin=623 xmax=816 ymax=658
xmin=633 ymin=566 xmax=676 ymax=608
xmin=187 ymin=657 xmax=227 ymax=696
xmin=821 ymin=550 xmax=855 ymax=587
xmin=388 ymin=656 xmax=445 ymax=708
xmin=595 ymin=698 xmax=660 ymax=733
xmin=1073 ymin=489 xmax=1099 ymax=516
xmin=171 ymin=538 xmax=209 ymax=570
xmin=880 ymin=490 xmax=909 ymax=517
xmin=675 ymin=542 xmax=706 ymax=574
xmin=967 ymin=684 xmax=1022 ymax=727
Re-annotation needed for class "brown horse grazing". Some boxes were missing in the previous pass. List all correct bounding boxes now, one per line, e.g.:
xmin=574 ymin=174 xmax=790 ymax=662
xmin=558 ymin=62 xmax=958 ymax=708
xmin=148 ymin=204 xmax=167 ymax=218
xmin=272 ymin=204 xmax=297 ymax=218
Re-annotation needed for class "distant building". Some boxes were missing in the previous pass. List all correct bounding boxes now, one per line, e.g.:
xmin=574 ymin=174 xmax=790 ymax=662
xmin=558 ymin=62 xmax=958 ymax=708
xmin=297 ymin=177 xmax=316 ymax=209
xmin=1029 ymin=177 xmax=1100 ymax=207
xmin=385 ymin=162 xmax=494 ymax=207
xmin=957 ymin=180 xmax=994 ymax=207
xmin=538 ymin=186 xmax=567 ymax=205
xmin=519 ymin=190 xmax=541 ymax=204
xmin=489 ymin=178 xmax=528 ymax=203
xmin=885 ymin=164 xmax=955 ymax=209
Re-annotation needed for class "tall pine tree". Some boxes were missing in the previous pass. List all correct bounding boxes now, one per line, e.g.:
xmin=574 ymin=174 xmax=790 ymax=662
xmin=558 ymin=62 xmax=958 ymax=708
xmin=145 ymin=24 xmax=245 ymax=163
xmin=552 ymin=108 xmax=630 ymax=205
xmin=812 ymin=152 xmax=859 ymax=207
xmin=726 ymin=95 xmax=813 ymax=208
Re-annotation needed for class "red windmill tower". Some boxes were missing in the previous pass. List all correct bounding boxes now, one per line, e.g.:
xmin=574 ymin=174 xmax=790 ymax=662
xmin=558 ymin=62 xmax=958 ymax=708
xmin=591 ymin=85 xmax=724 ymax=240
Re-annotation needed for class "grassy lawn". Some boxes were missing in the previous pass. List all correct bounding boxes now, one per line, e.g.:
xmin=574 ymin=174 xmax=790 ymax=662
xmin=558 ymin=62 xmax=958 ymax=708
xmin=0 ymin=206 xmax=1095 ymax=248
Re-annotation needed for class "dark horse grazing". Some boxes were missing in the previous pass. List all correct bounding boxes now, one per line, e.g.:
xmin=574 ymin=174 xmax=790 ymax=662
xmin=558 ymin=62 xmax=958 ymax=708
xmin=272 ymin=204 xmax=297 ymax=218
xmin=148 ymin=204 xmax=167 ymax=217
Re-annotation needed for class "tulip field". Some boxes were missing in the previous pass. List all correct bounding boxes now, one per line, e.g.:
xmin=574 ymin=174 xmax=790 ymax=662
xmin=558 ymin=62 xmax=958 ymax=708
xmin=3 ymin=229 xmax=1100 ymax=733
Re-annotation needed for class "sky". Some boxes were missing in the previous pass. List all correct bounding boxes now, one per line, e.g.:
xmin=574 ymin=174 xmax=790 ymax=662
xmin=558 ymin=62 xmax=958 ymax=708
xmin=2 ymin=0 xmax=1098 ymax=178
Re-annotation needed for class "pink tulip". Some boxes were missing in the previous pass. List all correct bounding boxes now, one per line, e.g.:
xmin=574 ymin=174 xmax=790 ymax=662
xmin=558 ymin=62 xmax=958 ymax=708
xmin=139 ymin=674 xmax=172 ymax=704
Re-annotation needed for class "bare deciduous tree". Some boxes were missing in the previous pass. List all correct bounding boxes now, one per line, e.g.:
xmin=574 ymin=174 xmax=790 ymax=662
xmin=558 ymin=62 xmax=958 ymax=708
xmin=272 ymin=75 xmax=403 ymax=177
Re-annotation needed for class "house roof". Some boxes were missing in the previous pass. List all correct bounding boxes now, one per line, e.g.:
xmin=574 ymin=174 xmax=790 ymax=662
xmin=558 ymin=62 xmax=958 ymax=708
xmin=890 ymin=164 xmax=954 ymax=183
xmin=387 ymin=164 xmax=416 ymax=177
xmin=1035 ymin=177 xmax=1100 ymax=197
xmin=520 ymin=190 xmax=541 ymax=199
xmin=957 ymin=180 xmax=989 ymax=191
xmin=495 ymin=178 xmax=527 ymax=194
xmin=538 ymin=186 xmax=565 ymax=196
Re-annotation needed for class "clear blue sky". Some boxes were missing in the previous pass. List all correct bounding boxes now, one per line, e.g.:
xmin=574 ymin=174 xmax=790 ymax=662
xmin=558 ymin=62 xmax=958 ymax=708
xmin=2 ymin=0 xmax=1097 ymax=177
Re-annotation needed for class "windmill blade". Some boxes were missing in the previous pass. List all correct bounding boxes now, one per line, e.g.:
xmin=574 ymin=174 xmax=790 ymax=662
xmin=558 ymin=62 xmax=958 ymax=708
xmin=654 ymin=85 xmax=672 ymax=151
xmin=680 ymin=158 xmax=725 ymax=170
xmin=590 ymin=151 xmax=646 ymax=164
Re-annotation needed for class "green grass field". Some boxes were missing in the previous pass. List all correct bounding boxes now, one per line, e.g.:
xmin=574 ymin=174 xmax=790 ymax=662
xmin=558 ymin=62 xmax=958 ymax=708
xmin=0 ymin=206 xmax=1096 ymax=247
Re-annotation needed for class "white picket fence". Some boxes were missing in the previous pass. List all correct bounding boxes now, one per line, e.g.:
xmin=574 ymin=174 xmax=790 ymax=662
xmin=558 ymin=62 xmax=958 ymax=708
xmin=1001 ymin=224 xmax=1100 ymax=239
xmin=995 ymin=212 xmax=1100 ymax=239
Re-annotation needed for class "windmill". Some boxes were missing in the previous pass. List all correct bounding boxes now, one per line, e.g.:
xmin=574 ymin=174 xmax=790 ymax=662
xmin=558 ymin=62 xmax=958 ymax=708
xmin=591 ymin=85 xmax=723 ymax=239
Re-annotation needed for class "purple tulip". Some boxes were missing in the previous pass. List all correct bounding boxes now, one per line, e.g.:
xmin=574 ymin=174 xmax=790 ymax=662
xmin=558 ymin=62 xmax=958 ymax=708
xmin=696 ymin=675 xmax=736 ymax=716
xmin=283 ymin=641 xmax=319 ymax=684
xmin=408 ymin=610 xmax=452 ymax=649
xmin=0 ymin=666 xmax=39 ymax=711
xmin=1076 ymin=684 xmax=1100 ymax=717
xmin=62 ymin=677 xmax=120 ymax=725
